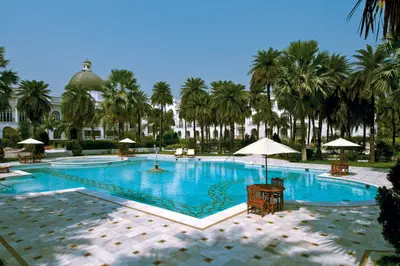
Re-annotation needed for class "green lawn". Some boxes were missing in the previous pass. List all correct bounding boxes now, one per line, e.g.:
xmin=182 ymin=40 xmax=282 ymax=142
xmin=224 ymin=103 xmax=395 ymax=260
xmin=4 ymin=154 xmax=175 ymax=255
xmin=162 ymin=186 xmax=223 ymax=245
xmin=295 ymin=160 xmax=395 ymax=169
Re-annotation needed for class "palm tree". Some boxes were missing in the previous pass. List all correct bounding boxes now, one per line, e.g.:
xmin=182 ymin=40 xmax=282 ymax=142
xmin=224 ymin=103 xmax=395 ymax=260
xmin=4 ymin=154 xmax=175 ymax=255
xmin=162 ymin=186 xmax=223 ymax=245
xmin=132 ymin=90 xmax=152 ymax=143
xmin=275 ymin=40 xmax=329 ymax=161
xmin=180 ymin=77 xmax=208 ymax=144
xmin=39 ymin=113 xmax=61 ymax=136
xmin=103 ymin=69 xmax=140 ymax=139
xmin=17 ymin=80 xmax=52 ymax=137
xmin=186 ymin=92 xmax=211 ymax=152
xmin=61 ymin=84 xmax=95 ymax=140
xmin=352 ymin=44 xmax=390 ymax=162
xmin=349 ymin=0 xmax=400 ymax=39
xmin=151 ymin=81 xmax=173 ymax=147
xmin=0 ymin=47 xmax=19 ymax=113
xmin=211 ymin=81 xmax=249 ymax=153
xmin=249 ymin=48 xmax=281 ymax=136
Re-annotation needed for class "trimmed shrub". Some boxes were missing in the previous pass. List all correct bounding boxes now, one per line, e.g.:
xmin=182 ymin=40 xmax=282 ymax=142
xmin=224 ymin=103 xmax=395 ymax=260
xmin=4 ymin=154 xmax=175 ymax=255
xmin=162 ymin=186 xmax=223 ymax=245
xmin=306 ymin=148 xmax=315 ymax=160
xmin=70 ymin=140 xmax=83 ymax=156
xmin=187 ymin=138 xmax=196 ymax=149
xmin=141 ymin=136 xmax=156 ymax=148
xmin=38 ymin=131 xmax=50 ymax=146
xmin=376 ymin=161 xmax=400 ymax=255
xmin=79 ymin=140 xmax=117 ymax=150
xmin=1 ymin=138 xmax=11 ymax=148
xmin=0 ymin=144 xmax=4 ymax=162
xmin=165 ymin=143 xmax=185 ymax=150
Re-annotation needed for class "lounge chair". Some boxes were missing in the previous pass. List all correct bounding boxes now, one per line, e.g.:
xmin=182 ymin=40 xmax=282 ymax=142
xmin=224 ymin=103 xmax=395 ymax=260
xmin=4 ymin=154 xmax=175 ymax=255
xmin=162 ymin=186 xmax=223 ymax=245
xmin=18 ymin=154 xmax=30 ymax=164
xmin=128 ymin=149 xmax=136 ymax=157
xmin=187 ymin=149 xmax=195 ymax=158
xmin=175 ymin=148 xmax=183 ymax=158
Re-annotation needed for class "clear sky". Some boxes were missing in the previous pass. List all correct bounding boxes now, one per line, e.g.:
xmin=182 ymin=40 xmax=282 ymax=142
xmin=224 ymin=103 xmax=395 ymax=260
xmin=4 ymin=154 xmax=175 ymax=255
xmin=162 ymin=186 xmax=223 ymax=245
xmin=1 ymin=0 xmax=376 ymax=97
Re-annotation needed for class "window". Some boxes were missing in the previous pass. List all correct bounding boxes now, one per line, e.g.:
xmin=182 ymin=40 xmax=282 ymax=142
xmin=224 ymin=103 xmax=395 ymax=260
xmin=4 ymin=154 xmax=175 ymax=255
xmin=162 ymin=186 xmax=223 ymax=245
xmin=178 ymin=120 xmax=183 ymax=128
xmin=213 ymin=130 xmax=218 ymax=139
xmin=186 ymin=131 xmax=190 ymax=138
xmin=19 ymin=111 xmax=26 ymax=122
xmin=0 ymin=108 xmax=13 ymax=122
xmin=178 ymin=131 xmax=182 ymax=137
xmin=187 ymin=122 xmax=192 ymax=127
xmin=195 ymin=130 xmax=200 ymax=138
xmin=280 ymin=128 xmax=288 ymax=138
xmin=52 ymin=111 xmax=61 ymax=121
xmin=53 ymin=129 xmax=62 ymax=139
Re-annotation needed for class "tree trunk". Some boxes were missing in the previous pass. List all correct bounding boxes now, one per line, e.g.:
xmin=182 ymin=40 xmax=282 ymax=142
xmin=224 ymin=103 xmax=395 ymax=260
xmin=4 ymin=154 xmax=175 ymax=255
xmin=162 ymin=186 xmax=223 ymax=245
xmin=230 ymin=123 xmax=235 ymax=153
xmin=137 ymin=114 xmax=141 ymax=143
xmin=363 ymin=121 xmax=367 ymax=149
xmin=392 ymin=109 xmax=396 ymax=161
xmin=193 ymin=119 xmax=196 ymax=144
xmin=184 ymin=120 xmax=187 ymax=141
xmin=289 ymin=113 xmax=293 ymax=140
xmin=219 ymin=124 xmax=223 ymax=154
xmin=33 ymin=123 xmax=37 ymax=138
xmin=307 ymin=117 xmax=311 ymax=145
xmin=312 ymin=116 xmax=316 ymax=144
xmin=160 ymin=106 xmax=164 ymax=148
xmin=264 ymin=120 xmax=268 ymax=138
xmin=326 ymin=120 xmax=330 ymax=142
xmin=257 ymin=123 xmax=260 ymax=139
xmin=118 ymin=122 xmax=124 ymax=140
xmin=200 ymin=121 xmax=204 ymax=153
xmin=316 ymin=115 xmax=323 ymax=160
xmin=370 ymin=95 xmax=375 ymax=162
xmin=292 ymin=117 xmax=297 ymax=142
xmin=300 ymin=118 xmax=307 ymax=161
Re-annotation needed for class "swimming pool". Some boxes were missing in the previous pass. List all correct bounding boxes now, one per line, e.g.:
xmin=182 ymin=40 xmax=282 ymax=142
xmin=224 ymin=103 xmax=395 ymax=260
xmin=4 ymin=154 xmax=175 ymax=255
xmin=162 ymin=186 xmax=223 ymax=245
xmin=0 ymin=159 xmax=377 ymax=218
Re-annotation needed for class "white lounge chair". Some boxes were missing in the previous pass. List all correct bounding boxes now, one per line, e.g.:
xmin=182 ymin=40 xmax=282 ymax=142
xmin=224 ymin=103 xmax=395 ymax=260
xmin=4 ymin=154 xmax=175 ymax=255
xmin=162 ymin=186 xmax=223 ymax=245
xmin=187 ymin=149 xmax=195 ymax=158
xmin=175 ymin=148 xmax=183 ymax=157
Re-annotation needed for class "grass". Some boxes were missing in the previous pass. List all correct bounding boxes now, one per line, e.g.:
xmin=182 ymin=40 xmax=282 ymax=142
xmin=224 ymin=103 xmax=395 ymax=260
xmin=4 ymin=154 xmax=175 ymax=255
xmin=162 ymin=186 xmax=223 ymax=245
xmin=295 ymin=160 xmax=395 ymax=169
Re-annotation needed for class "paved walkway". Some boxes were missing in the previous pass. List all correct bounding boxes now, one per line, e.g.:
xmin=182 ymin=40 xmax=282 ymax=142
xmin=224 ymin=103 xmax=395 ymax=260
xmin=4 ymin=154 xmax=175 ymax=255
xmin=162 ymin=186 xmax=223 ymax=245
xmin=0 ymin=155 xmax=393 ymax=265
xmin=0 ymin=189 xmax=393 ymax=266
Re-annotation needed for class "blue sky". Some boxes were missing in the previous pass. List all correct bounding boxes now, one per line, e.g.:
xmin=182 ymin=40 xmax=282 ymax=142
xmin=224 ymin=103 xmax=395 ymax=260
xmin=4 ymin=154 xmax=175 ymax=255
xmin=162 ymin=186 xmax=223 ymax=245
xmin=1 ymin=0 xmax=375 ymax=97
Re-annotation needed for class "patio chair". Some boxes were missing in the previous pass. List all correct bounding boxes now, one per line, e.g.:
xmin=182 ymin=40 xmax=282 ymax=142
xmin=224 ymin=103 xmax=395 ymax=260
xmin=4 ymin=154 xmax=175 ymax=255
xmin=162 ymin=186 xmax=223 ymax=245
xmin=271 ymin=178 xmax=284 ymax=210
xmin=187 ymin=149 xmax=195 ymax=158
xmin=0 ymin=166 xmax=10 ymax=173
xmin=18 ymin=154 xmax=29 ymax=164
xmin=128 ymin=149 xmax=136 ymax=157
xmin=246 ymin=185 xmax=270 ymax=217
xmin=175 ymin=148 xmax=183 ymax=158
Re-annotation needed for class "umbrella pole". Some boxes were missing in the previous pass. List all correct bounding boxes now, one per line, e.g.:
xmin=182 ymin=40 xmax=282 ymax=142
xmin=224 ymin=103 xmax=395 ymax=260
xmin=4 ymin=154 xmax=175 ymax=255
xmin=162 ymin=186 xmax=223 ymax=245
xmin=265 ymin=155 xmax=268 ymax=184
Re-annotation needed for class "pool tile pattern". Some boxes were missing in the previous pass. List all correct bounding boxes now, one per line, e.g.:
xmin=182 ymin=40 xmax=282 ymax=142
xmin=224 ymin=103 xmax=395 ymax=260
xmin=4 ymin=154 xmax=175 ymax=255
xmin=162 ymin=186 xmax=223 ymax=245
xmin=0 ymin=190 xmax=393 ymax=265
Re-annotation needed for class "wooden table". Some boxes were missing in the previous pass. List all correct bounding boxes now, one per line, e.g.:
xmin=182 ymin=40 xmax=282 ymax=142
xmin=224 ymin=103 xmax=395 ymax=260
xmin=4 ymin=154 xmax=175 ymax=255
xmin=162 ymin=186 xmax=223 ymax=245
xmin=255 ymin=184 xmax=285 ymax=214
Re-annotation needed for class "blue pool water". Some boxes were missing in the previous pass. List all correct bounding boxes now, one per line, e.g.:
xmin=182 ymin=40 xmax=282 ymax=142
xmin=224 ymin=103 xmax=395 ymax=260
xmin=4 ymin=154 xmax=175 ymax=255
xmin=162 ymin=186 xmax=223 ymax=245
xmin=0 ymin=159 xmax=377 ymax=218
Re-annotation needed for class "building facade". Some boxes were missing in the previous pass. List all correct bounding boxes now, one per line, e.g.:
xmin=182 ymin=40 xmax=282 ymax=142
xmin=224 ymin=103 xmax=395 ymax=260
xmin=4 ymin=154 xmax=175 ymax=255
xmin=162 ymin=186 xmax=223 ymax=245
xmin=0 ymin=60 xmax=363 ymax=141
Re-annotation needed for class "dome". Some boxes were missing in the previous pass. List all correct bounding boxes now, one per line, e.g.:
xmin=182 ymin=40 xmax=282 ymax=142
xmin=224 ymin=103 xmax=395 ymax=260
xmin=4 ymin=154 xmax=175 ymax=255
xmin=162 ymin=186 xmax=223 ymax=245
xmin=68 ymin=60 xmax=103 ymax=91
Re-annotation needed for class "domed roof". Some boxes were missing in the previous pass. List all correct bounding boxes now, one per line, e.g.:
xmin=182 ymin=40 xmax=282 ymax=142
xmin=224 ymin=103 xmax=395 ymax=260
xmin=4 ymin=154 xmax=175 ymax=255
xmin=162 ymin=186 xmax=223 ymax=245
xmin=68 ymin=60 xmax=103 ymax=91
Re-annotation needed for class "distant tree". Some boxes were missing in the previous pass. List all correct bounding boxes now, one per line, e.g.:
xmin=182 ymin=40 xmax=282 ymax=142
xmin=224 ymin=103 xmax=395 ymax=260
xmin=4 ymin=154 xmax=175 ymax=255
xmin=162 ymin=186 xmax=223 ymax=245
xmin=61 ymin=84 xmax=95 ymax=140
xmin=0 ymin=46 xmax=19 ymax=113
xmin=17 ymin=80 xmax=52 ymax=137
xmin=150 ymin=81 xmax=173 ymax=147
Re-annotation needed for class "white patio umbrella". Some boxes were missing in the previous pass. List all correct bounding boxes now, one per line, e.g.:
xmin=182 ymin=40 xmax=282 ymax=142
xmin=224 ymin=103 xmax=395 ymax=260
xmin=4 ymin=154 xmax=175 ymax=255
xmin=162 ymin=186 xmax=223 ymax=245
xmin=17 ymin=138 xmax=44 ymax=145
xmin=322 ymin=138 xmax=360 ymax=161
xmin=234 ymin=138 xmax=300 ymax=183
xmin=119 ymin=138 xmax=136 ymax=144
xmin=322 ymin=138 xmax=360 ymax=148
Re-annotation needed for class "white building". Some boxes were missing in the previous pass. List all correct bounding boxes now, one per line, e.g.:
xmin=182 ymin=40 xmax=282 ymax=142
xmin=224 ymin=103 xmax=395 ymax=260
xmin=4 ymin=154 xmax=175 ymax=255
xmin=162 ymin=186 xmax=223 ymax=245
xmin=0 ymin=60 xmax=362 ymax=142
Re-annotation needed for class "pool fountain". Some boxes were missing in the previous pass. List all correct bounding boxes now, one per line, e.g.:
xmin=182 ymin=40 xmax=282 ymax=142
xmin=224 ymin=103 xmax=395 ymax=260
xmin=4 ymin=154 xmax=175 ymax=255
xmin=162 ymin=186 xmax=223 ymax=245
xmin=147 ymin=144 xmax=167 ymax=173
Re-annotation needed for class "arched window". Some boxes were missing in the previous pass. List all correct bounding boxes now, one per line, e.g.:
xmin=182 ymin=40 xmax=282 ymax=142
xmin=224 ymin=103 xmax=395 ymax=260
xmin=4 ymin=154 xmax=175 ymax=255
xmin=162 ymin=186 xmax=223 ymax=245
xmin=19 ymin=111 xmax=26 ymax=122
xmin=195 ymin=130 xmax=200 ymax=138
xmin=178 ymin=120 xmax=183 ymax=128
xmin=0 ymin=107 xmax=13 ymax=122
xmin=213 ymin=130 xmax=218 ymax=139
xmin=178 ymin=131 xmax=182 ymax=137
xmin=52 ymin=111 xmax=61 ymax=121
xmin=186 ymin=131 xmax=190 ymax=138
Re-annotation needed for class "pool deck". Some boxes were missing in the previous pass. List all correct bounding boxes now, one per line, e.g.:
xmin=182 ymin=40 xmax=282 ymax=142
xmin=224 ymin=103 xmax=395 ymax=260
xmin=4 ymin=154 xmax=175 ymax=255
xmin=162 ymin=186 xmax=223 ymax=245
xmin=0 ymin=155 xmax=393 ymax=265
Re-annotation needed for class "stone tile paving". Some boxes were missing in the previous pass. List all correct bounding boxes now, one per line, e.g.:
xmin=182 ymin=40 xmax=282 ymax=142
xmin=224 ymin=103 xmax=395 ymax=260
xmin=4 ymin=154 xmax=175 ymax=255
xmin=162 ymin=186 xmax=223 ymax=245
xmin=0 ymin=190 xmax=393 ymax=266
